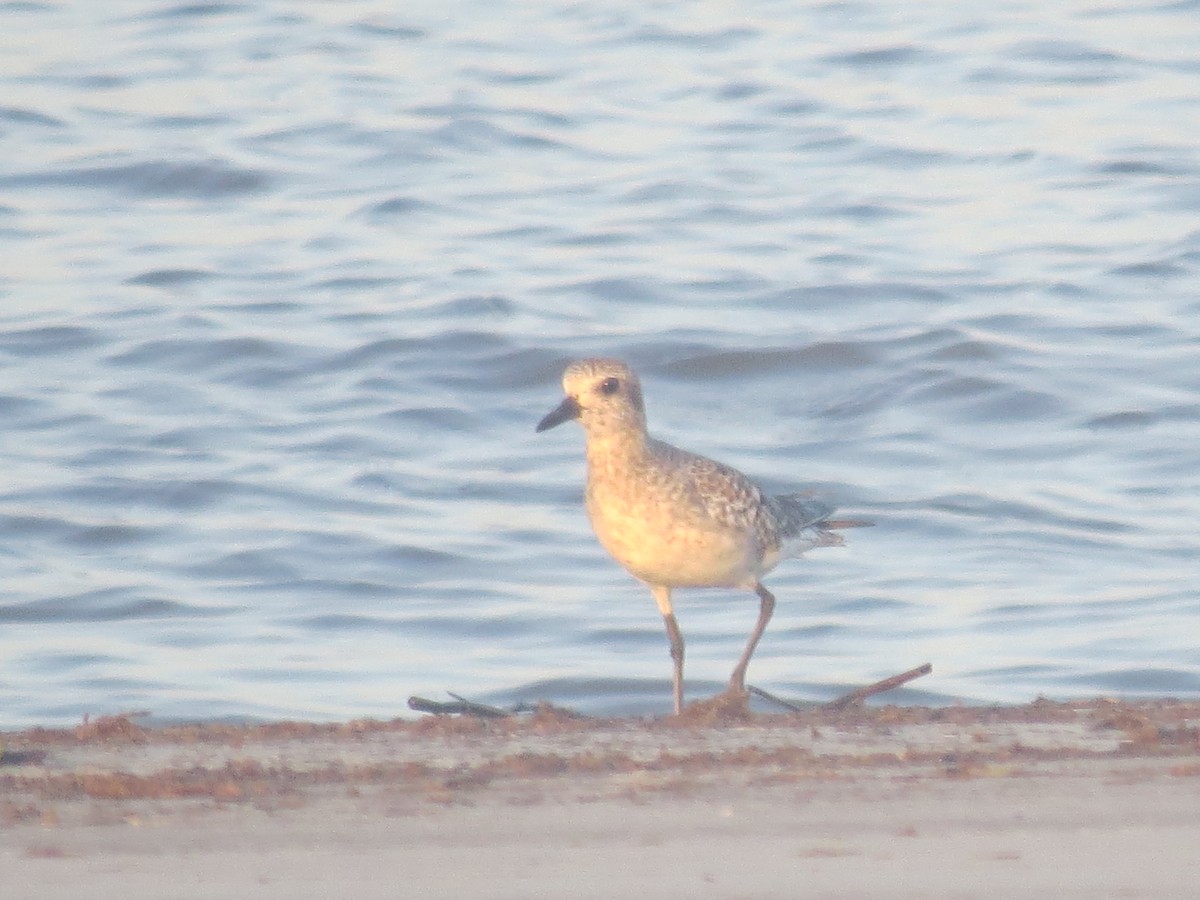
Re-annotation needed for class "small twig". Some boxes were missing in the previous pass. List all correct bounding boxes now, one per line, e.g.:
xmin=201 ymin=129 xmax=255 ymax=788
xmin=0 ymin=746 xmax=47 ymax=767
xmin=825 ymin=662 xmax=933 ymax=711
xmin=747 ymin=685 xmax=810 ymax=713
xmin=407 ymin=693 xmax=511 ymax=718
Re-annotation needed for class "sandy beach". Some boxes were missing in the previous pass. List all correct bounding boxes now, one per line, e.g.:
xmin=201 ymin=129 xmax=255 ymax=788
xmin=2 ymin=698 xmax=1199 ymax=899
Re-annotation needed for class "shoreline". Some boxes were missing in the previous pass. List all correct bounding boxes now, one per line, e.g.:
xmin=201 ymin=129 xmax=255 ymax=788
xmin=3 ymin=698 xmax=1199 ymax=898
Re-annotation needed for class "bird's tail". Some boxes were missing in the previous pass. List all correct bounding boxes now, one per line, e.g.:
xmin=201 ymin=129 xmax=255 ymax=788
xmin=770 ymin=494 xmax=873 ymax=552
xmin=770 ymin=495 xmax=835 ymax=533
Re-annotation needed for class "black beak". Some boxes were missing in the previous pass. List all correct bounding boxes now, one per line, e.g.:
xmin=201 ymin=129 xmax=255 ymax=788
xmin=536 ymin=396 xmax=580 ymax=432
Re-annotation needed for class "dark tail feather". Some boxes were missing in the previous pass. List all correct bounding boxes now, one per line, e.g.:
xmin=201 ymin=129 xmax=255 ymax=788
xmin=822 ymin=518 xmax=874 ymax=530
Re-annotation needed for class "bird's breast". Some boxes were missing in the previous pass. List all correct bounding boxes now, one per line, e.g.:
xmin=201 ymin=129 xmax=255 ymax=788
xmin=584 ymin=466 xmax=757 ymax=589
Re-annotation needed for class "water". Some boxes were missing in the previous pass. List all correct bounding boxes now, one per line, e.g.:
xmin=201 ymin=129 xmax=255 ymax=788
xmin=1 ymin=0 xmax=1198 ymax=727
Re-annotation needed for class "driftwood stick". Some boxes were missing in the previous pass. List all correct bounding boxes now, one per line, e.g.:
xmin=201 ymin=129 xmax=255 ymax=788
xmin=824 ymin=662 xmax=933 ymax=711
xmin=748 ymin=663 xmax=933 ymax=714
xmin=407 ymin=693 xmax=511 ymax=718
xmin=411 ymin=664 xmax=933 ymax=719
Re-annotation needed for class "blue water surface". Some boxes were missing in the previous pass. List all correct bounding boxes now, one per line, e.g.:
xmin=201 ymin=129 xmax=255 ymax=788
xmin=1 ymin=0 xmax=1198 ymax=726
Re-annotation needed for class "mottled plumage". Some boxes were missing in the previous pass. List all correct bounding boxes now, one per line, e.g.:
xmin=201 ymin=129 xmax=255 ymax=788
xmin=537 ymin=357 xmax=868 ymax=714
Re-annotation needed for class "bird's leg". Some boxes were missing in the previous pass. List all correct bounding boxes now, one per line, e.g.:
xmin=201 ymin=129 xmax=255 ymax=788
xmin=663 ymin=612 xmax=684 ymax=715
xmin=728 ymin=582 xmax=776 ymax=694
xmin=651 ymin=586 xmax=685 ymax=715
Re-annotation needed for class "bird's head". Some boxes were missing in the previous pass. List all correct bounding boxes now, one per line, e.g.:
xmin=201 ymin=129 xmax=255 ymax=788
xmin=536 ymin=357 xmax=647 ymax=436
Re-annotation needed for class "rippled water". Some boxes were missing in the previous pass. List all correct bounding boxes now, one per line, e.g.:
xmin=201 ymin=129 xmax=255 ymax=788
xmin=1 ymin=1 xmax=1198 ymax=727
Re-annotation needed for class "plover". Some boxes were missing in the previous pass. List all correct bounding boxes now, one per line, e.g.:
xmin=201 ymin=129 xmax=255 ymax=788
xmin=537 ymin=357 xmax=868 ymax=714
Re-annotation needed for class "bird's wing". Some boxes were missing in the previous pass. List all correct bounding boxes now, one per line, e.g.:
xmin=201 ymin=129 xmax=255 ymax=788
xmin=648 ymin=439 xmax=769 ymax=532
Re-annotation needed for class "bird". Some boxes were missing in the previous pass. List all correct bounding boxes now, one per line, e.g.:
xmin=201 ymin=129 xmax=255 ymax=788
xmin=536 ymin=357 xmax=869 ymax=715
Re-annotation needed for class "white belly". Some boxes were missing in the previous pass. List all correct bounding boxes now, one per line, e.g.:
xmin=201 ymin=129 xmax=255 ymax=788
xmin=586 ymin=486 xmax=757 ymax=588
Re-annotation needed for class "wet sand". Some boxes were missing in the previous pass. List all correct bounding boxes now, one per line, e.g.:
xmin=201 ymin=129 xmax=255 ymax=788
xmin=2 ymin=699 xmax=1199 ymax=899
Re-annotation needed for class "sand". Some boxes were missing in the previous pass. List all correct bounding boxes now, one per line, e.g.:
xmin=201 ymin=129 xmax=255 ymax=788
xmin=2 ymin=698 xmax=1199 ymax=899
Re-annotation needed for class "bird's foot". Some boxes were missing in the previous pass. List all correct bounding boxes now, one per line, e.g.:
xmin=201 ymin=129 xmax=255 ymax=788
xmin=675 ymin=686 xmax=752 ymax=724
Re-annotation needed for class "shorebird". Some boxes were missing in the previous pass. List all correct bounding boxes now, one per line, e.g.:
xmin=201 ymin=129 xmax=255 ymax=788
xmin=536 ymin=357 xmax=868 ymax=715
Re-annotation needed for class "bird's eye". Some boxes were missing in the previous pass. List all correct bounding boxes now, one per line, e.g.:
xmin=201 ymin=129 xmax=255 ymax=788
xmin=598 ymin=377 xmax=620 ymax=395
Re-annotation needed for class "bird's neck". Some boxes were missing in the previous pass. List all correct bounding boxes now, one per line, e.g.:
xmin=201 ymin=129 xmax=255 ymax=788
xmin=584 ymin=423 xmax=650 ymax=475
